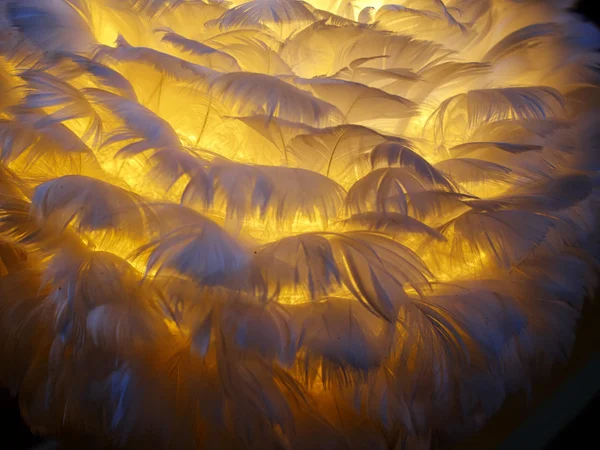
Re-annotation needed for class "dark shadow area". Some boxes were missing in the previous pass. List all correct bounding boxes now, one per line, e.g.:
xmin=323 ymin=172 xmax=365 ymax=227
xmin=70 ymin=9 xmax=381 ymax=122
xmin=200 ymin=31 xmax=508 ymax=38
xmin=544 ymin=394 xmax=600 ymax=450
xmin=452 ymin=289 xmax=600 ymax=450
xmin=574 ymin=0 xmax=600 ymax=27
xmin=0 ymin=389 xmax=43 ymax=450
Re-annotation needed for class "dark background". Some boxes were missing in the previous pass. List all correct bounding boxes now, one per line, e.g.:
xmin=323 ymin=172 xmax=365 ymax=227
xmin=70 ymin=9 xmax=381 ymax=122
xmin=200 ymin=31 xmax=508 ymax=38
xmin=504 ymin=3 xmax=600 ymax=449
xmin=1 ymin=1 xmax=600 ymax=449
xmin=575 ymin=0 xmax=600 ymax=26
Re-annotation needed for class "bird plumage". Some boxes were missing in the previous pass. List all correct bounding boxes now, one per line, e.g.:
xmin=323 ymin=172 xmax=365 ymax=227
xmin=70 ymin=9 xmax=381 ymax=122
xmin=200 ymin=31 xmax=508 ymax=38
xmin=0 ymin=0 xmax=599 ymax=449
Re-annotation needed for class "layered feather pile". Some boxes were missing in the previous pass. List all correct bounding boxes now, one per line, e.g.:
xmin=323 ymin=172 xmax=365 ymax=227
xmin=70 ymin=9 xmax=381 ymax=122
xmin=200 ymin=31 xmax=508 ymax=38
xmin=1 ymin=0 xmax=599 ymax=449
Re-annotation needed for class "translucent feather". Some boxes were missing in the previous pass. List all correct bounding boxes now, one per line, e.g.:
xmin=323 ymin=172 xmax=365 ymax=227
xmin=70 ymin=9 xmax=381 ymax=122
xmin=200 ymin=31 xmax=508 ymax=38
xmin=209 ymin=72 xmax=342 ymax=126
xmin=1 ymin=0 xmax=599 ymax=447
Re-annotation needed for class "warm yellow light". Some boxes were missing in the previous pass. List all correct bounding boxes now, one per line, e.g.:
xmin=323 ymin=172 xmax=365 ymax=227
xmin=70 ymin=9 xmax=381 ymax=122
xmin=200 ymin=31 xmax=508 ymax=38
xmin=0 ymin=0 xmax=598 ymax=449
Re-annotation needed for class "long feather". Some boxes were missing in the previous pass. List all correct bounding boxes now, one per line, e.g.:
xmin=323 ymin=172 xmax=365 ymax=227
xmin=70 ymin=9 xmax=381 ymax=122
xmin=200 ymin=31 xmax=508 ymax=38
xmin=157 ymin=28 xmax=242 ymax=72
xmin=427 ymin=87 xmax=566 ymax=146
xmin=30 ymin=175 xmax=153 ymax=236
xmin=42 ymin=247 xmax=165 ymax=348
xmin=0 ymin=117 xmax=100 ymax=177
xmin=439 ymin=209 xmax=556 ymax=269
xmin=464 ymin=173 xmax=593 ymax=213
xmin=289 ymin=297 xmax=383 ymax=371
xmin=288 ymin=124 xmax=406 ymax=180
xmin=204 ymin=158 xmax=345 ymax=226
xmin=341 ymin=212 xmax=446 ymax=241
xmin=209 ymin=72 xmax=342 ymax=126
xmin=345 ymin=167 xmax=453 ymax=215
xmin=96 ymin=35 xmax=219 ymax=83
xmin=85 ymin=88 xmax=183 ymax=153
xmin=132 ymin=205 xmax=249 ymax=285
xmin=291 ymin=77 xmax=416 ymax=124
xmin=5 ymin=0 xmax=97 ymax=54
xmin=214 ymin=0 xmax=315 ymax=32
xmin=44 ymin=52 xmax=138 ymax=101
xmin=20 ymin=70 xmax=103 ymax=145
xmin=255 ymin=231 xmax=432 ymax=320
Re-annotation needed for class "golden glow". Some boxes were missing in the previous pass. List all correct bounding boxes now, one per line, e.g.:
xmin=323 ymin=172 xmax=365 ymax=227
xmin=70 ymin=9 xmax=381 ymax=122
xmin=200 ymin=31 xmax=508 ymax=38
xmin=1 ymin=0 xmax=560 ymax=288
xmin=1 ymin=1 xmax=597 ymax=446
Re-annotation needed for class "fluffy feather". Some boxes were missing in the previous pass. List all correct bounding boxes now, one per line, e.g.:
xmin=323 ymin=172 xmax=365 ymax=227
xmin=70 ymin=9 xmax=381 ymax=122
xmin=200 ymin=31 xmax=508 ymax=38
xmin=342 ymin=212 xmax=446 ymax=241
xmin=234 ymin=115 xmax=319 ymax=160
xmin=291 ymin=77 xmax=416 ymax=125
xmin=96 ymin=35 xmax=219 ymax=83
xmin=204 ymin=158 xmax=346 ymax=226
xmin=433 ymin=158 xmax=514 ymax=185
xmin=0 ymin=117 xmax=100 ymax=177
xmin=5 ymin=0 xmax=97 ymax=54
xmin=214 ymin=0 xmax=315 ymax=33
xmin=30 ymin=175 xmax=152 ymax=236
xmin=464 ymin=173 xmax=593 ymax=212
xmin=42 ymin=247 xmax=166 ymax=349
xmin=215 ymin=37 xmax=292 ymax=75
xmin=438 ymin=209 xmax=556 ymax=269
xmin=369 ymin=141 xmax=454 ymax=189
xmin=427 ymin=87 xmax=566 ymax=146
xmin=157 ymin=28 xmax=242 ymax=72
xmin=44 ymin=52 xmax=138 ymax=101
xmin=209 ymin=72 xmax=342 ymax=126
xmin=289 ymin=297 xmax=383 ymax=374
xmin=255 ymin=231 xmax=431 ymax=320
xmin=482 ymin=23 xmax=560 ymax=63
xmin=345 ymin=167 xmax=453 ymax=215
xmin=20 ymin=70 xmax=103 ymax=145
xmin=131 ymin=204 xmax=250 ymax=285
xmin=448 ymin=141 xmax=543 ymax=157
xmin=287 ymin=124 xmax=406 ymax=180
xmin=86 ymin=88 xmax=183 ymax=153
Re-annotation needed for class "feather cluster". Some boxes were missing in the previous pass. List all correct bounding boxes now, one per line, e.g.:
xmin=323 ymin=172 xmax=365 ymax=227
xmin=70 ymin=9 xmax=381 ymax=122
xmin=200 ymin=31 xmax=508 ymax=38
xmin=1 ymin=0 xmax=599 ymax=449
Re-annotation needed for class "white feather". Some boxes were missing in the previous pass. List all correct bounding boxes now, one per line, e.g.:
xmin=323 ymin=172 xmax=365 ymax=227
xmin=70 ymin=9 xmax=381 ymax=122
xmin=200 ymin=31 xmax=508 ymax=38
xmin=204 ymin=158 xmax=345 ymax=225
xmin=291 ymin=77 xmax=416 ymax=124
xmin=345 ymin=167 xmax=452 ymax=215
xmin=342 ymin=212 xmax=446 ymax=241
xmin=157 ymin=28 xmax=242 ymax=72
xmin=42 ymin=248 xmax=165 ymax=348
xmin=428 ymin=87 xmax=566 ymax=146
xmin=21 ymin=70 xmax=103 ymax=145
xmin=0 ymin=117 xmax=100 ymax=176
xmin=439 ymin=209 xmax=556 ymax=269
xmin=289 ymin=297 xmax=383 ymax=372
xmin=288 ymin=124 xmax=405 ymax=179
xmin=30 ymin=175 xmax=151 ymax=235
xmin=214 ymin=0 xmax=315 ymax=31
xmin=5 ymin=0 xmax=96 ymax=54
xmin=96 ymin=35 xmax=219 ymax=83
xmin=209 ymin=72 xmax=342 ymax=126
xmin=132 ymin=205 xmax=249 ymax=285
xmin=256 ymin=231 xmax=432 ymax=320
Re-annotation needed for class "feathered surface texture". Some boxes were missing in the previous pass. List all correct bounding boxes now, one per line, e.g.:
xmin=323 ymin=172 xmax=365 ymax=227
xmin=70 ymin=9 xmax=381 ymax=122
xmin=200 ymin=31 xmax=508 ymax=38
xmin=0 ymin=0 xmax=599 ymax=449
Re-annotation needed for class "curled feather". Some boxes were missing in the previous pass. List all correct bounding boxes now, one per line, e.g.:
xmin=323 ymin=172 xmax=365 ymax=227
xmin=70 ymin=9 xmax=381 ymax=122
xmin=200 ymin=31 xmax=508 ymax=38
xmin=428 ymin=87 xmax=566 ymax=146
xmin=30 ymin=175 xmax=152 ymax=236
xmin=20 ymin=70 xmax=103 ymax=145
xmin=255 ymin=231 xmax=432 ymax=320
xmin=204 ymin=158 xmax=345 ymax=226
xmin=214 ymin=0 xmax=315 ymax=32
xmin=439 ymin=209 xmax=555 ymax=269
xmin=209 ymin=72 xmax=342 ymax=126
xmin=132 ymin=206 xmax=249 ymax=285
xmin=43 ymin=248 xmax=165 ymax=349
